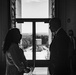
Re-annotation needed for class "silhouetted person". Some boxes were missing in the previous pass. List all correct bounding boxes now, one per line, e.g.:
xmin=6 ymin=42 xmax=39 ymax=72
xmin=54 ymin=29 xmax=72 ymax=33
xmin=68 ymin=29 xmax=76 ymax=75
xmin=68 ymin=30 xmax=76 ymax=51
xmin=2 ymin=28 xmax=30 ymax=75
xmin=49 ymin=18 xmax=70 ymax=75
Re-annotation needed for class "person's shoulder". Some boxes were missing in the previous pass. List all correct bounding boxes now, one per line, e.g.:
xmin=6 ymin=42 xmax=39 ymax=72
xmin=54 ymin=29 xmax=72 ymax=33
xmin=11 ymin=43 xmax=18 ymax=48
xmin=9 ymin=43 xmax=19 ymax=51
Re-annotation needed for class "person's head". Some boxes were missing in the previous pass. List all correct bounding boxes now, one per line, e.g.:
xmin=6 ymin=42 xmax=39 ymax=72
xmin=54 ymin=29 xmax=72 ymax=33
xmin=3 ymin=28 xmax=22 ymax=53
xmin=49 ymin=18 xmax=61 ymax=32
xmin=68 ymin=29 xmax=74 ymax=37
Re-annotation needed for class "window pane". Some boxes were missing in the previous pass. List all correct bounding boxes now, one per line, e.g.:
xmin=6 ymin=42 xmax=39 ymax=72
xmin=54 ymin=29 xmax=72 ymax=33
xmin=22 ymin=0 xmax=49 ymax=18
xmin=22 ymin=22 xmax=32 ymax=34
xmin=16 ymin=22 xmax=51 ymax=60
xmin=36 ymin=22 xmax=49 ymax=34
xmin=36 ymin=22 xmax=50 ymax=60
xmin=22 ymin=22 xmax=33 ymax=60
xmin=16 ymin=22 xmax=33 ymax=60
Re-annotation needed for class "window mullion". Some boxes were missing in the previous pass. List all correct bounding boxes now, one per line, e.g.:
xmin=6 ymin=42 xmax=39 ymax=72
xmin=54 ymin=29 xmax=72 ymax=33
xmin=32 ymin=22 xmax=36 ymax=67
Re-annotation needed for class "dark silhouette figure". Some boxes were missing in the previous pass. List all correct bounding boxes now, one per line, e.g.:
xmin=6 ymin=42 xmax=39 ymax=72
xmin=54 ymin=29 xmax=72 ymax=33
xmin=2 ymin=28 xmax=30 ymax=75
xmin=68 ymin=29 xmax=76 ymax=75
xmin=68 ymin=30 xmax=76 ymax=51
xmin=49 ymin=18 xmax=70 ymax=75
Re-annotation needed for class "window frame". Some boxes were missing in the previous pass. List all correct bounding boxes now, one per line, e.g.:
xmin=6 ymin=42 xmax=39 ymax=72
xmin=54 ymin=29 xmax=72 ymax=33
xmin=10 ymin=0 xmax=55 ymax=68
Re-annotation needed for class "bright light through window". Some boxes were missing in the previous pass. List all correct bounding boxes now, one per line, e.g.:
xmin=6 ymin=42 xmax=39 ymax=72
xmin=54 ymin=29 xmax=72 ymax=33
xmin=21 ymin=0 xmax=50 ymax=34
xmin=16 ymin=0 xmax=52 ymax=74
xmin=21 ymin=0 xmax=51 ymax=61
xmin=22 ymin=0 xmax=49 ymax=18
xmin=22 ymin=22 xmax=49 ymax=34
xmin=22 ymin=22 xmax=32 ymax=34
xmin=16 ymin=0 xmax=52 ymax=60
xmin=36 ymin=22 xmax=49 ymax=35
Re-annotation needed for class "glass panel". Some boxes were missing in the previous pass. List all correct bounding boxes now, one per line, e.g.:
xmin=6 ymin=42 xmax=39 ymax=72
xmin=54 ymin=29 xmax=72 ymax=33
xmin=16 ymin=0 xmax=53 ymax=18
xmin=22 ymin=0 xmax=49 ymax=18
xmin=16 ymin=22 xmax=52 ymax=60
xmin=16 ymin=22 xmax=33 ymax=60
xmin=36 ymin=22 xmax=50 ymax=60
xmin=22 ymin=22 xmax=33 ymax=60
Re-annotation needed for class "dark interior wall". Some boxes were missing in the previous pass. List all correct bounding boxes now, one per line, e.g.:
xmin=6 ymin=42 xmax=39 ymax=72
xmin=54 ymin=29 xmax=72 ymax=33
xmin=1 ymin=0 xmax=9 ymax=74
xmin=66 ymin=0 xmax=76 ymax=36
xmin=0 ymin=0 xmax=2 ymax=68
xmin=55 ymin=0 xmax=76 ymax=36
xmin=55 ymin=0 xmax=67 ymax=31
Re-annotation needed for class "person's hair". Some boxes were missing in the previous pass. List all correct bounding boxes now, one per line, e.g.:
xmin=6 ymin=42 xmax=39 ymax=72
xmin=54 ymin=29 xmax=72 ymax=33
xmin=49 ymin=18 xmax=61 ymax=29
xmin=2 ymin=28 xmax=22 ymax=54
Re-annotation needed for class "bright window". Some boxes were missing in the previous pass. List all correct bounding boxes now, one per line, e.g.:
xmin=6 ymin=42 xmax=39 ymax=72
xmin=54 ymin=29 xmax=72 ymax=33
xmin=15 ymin=0 xmax=54 ymax=75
